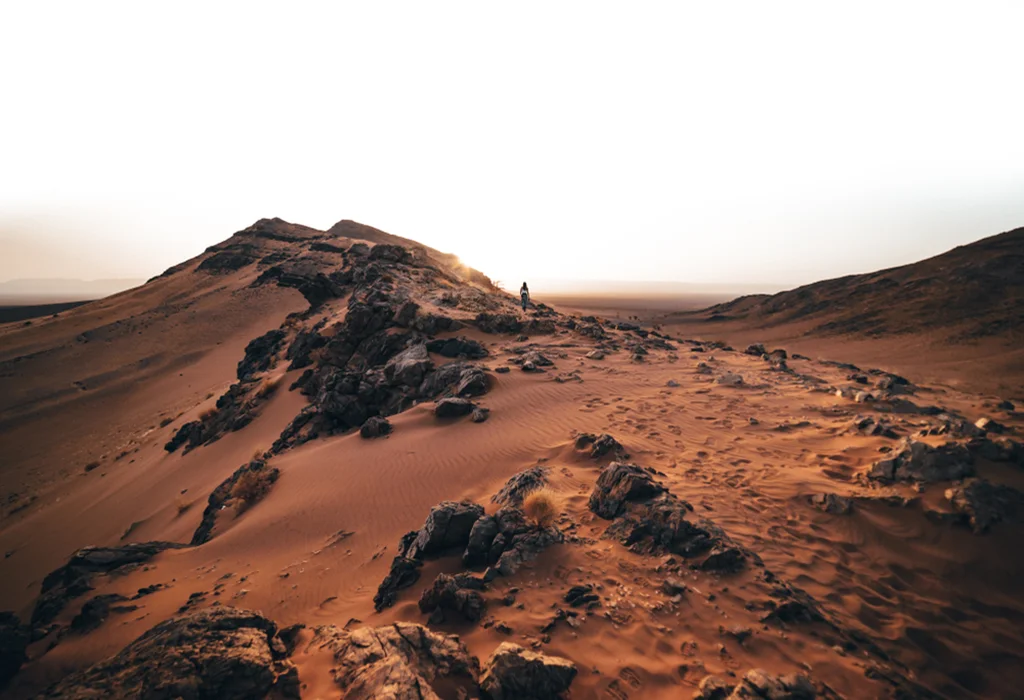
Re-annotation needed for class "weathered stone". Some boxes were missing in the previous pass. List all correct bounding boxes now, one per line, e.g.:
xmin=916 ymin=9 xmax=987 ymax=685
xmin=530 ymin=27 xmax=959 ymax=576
xmin=237 ymin=330 xmax=287 ymax=381
xmin=417 ymin=573 xmax=486 ymax=622
xmin=744 ymin=343 xmax=767 ymax=356
xmin=945 ymin=479 xmax=1024 ymax=533
xmin=588 ymin=462 xmax=666 ymax=519
xmin=385 ymin=344 xmax=433 ymax=387
xmin=809 ymin=493 xmax=853 ymax=515
xmin=317 ymin=622 xmax=478 ymax=700
xmin=40 ymin=608 xmax=296 ymax=699
xmin=373 ymin=555 xmax=423 ymax=612
xmin=492 ymin=466 xmax=548 ymax=507
xmin=480 ymin=642 xmax=577 ymax=700
xmin=426 ymin=337 xmax=488 ymax=359
xmin=463 ymin=515 xmax=499 ymax=567
xmin=574 ymin=433 xmax=626 ymax=460
xmin=410 ymin=501 xmax=485 ymax=558
xmin=69 ymin=594 xmax=132 ymax=634
xmin=475 ymin=313 xmax=523 ymax=335
xmin=359 ymin=416 xmax=392 ymax=439
xmin=471 ymin=407 xmax=491 ymax=423
xmin=868 ymin=438 xmax=974 ymax=483
xmin=435 ymin=397 xmax=476 ymax=418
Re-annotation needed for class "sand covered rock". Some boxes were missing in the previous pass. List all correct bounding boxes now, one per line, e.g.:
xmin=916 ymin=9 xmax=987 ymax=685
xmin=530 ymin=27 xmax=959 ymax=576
xmin=480 ymin=642 xmax=577 ymax=700
xmin=191 ymin=459 xmax=279 ymax=545
xmin=0 ymin=612 xmax=28 ymax=688
xmin=588 ymin=462 xmax=665 ymax=518
xmin=409 ymin=501 xmax=485 ymax=558
xmin=40 ymin=607 xmax=298 ymax=699
xmin=373 ymin=554 xmax=423 ymax=612
xmin=574 ymin=432 xmax=627 ymax=460
xmin=420 ymin=363 xmax=489 ymax=398
xmin=237 ymin=329 xmax=287 ymax=380
xmin=945 ymin=478 xmax=1024 ymax=533
xmin=31 ymin=542 xmax=187 ymax=629
xmin=359 ymin=415 xmax=392 ymax=438
xmin=868 ymin=438 xmax=974 ymax=483
xmin=317 ymin=622 xmax=478 ymax=699
xmin=385 ymin=343 xmax=433 ymax=387
xmin=695 ymin=669 xmax=816 ymax=699
xmin=809 ymin=493 xmax=854 ymax=515
xmin=492 ymin=466 xmax=548 ymax=507
xmin=435 ymin=397 xmax=477 ymax=418
xmin=475 ymin=313 xmax=523 ymax=335
xmin=418 ymin=573 xmax=486 ymax=622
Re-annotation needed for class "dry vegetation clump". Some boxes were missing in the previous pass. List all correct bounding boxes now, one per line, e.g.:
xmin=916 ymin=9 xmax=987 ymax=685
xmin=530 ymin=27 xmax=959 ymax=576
xmin=522 ymin=489 xmax=558 ymax=528
xmin=231 ymin=468 xmax=275 ymax=513
xmin=256 ymin=376 xmax=283 ymax=398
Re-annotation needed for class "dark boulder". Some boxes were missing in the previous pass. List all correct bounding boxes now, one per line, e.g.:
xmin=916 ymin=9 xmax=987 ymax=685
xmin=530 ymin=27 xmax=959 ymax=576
xmin=588 ymin=463 xmax=665 ymax=519
xmin=463 ymin=515 xmax=499 ymax=567
xmin=480 ymin=642 xmax=577 ymax=700
xmin=695 ymin=669 xmax=816 ymax=700
xmin=407 ymin=501 xmax=485 ymax=558
xmin=945 ymin=479 xmax=1024 ymax=533
xmin=744 ymin=343 xmax=767 ymax=356
xmin=427 ymin=336 xmax=488 ymax=359
xmin=868 ymin=438 xmax=974 ymax=483
xmin=420 ymin=362 xmax=488 ymax=399
xmin=475 ymin=313 xmax=523 ymax=335
xmin=40 ymin=607 xmax=297 ymax=699
xmin=70 ymin=594 xmax=133 ymax=634
xmin=574 ymin=433 xmax=627 ymax=460
xmin=369 ymin=243 xmax=411 ymax=262
xmin=373 ymin=555 xmax=424 ymax=612
xmin=418 ymin=573 xmax=486 ymax=622
xmin=385 ymin=343 xmax=433 ymax=388
xmin=435 ymin=397 xmax=477 ymax=418
xmin=285 ymin=329 xmax=326 ymax=370
xmin=809 ymin=493 xmax=853 ymax=515
xmin=359 ymin=416 xmax=392 ymax=439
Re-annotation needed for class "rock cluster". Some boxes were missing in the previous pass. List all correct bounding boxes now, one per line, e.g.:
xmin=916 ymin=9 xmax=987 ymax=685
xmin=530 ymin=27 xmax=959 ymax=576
xmin=695 ymin=669 xmax=816 ymax=699
xmin=868 ymin=438 xmax=974 ymax=483
xmin=492 ymin=466 xmax=549 ymax=506
xmin=39 ymin=607 xmax=299 ymax=699
xmin=945 ymin=478 xmax=1024 ymax=533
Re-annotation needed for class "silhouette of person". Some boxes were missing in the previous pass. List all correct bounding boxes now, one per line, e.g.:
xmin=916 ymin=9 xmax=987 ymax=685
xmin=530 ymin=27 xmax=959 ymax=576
xmin=520 ymin=282 xmax=530 ymax=311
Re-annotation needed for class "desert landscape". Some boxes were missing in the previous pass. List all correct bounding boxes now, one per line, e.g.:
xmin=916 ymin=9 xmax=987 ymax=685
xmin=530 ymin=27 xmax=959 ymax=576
xmin=0 ymin=217 xmax=1021 ymax=699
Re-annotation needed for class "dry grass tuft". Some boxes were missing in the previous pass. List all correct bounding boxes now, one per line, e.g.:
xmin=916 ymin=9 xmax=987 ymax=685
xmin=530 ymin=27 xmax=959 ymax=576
xmin=522 ymin=489 xmax=558 ymax=529
xmin=231 ymin=469 xmax=275 ymax=514
xmin=256 ymin=376 xmax=283 ymax=399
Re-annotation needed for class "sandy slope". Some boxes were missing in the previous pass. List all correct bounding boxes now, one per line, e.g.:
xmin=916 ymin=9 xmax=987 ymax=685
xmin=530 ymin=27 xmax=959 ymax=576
xmin=2 ymin=220 xmax=1023 ymax=699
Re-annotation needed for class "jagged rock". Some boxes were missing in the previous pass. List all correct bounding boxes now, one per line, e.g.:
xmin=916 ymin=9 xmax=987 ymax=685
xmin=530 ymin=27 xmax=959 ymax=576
xmin=574 ymin=433 xmax=627 ymax=460
xmin=317 ymin=622 xmax=478 ymax=699
xmin=492 ymin=524 xmax=563 ymax=578
xmin=744 ymin=343 xmax=767 ymax=356
xmin=385 ymin=344 xmax=434 ymax=387
xmin=586 ymin=349 xmax=606 ymax=360
xmin=695 ymin=669 xmax=816 ymax=699
xmin=471 ymin=407 xmax=491 ymax=423
xmin=475 ymin=313 xmax=523 ymax=335
xmin=849 ymin=415 xmax=898 ymax=439
xmin=975 ymin=416 xmax=1006 ymax=434
xmin=809 ymin=493 xmax=853 ymax=515
xmin=967 ymin=436 xmax=1024 ymax=464
xmin=393 ymin=300 xmax=420 ymax=327
xmin=700 ymin=546 xmax=747 ymax=573
xmin=945 ymin=479 xmax=1024 ymax=533
xmin=369 ymin=243 xmax=411 ymax=262
xmin=373 ymin=555 xmax=423 ymax=612
xmin=31 ymin=542 xmax=187 ymax=630
xmin=761 ymin=599 xmax=825 ymax=626
xmin=410 ymin=501 xmax=485 ymax=558
xmin=517 ymin=351 xmax=553 ymax=367
xmin=70 ymin=594 xmax=133 ymax=634
xmin=414 ymin=312 xmax=462 ymax=335
xmin=360 ymin=416 xmax=392 ymax=439
xmin=696 ymin=361 xmax=712 ymax=375
xmin=165 ymin=383 xmax=262 ymax=453
xmin=0 ymin=612 xmax=28 ymax=688
xmin=197 ymin=246 xmax=259 ymax=273
xmin=435 ymin=397 xmax=477 ymax=418
xmin=417 ymin=574 xmax=486 ymax=622
xmin=868 ymin=438 xmax=974 ymax=483
xmin=285 ymin=329 xmax=326 ymax=370
xmin=480 ymin=642 xmax=577 ymax=700
xmin=463 ymin=515 xmax=500 ymax=567
xmin=237 ymin=329 xmax=287 ymax=380
xmin=191 ymin=460 xmax=279 ymax=545
xmin=40 ymin=607 xmax=297 ymax=699
xmin=419 ymin=362 xmax=488 ymax=398
xmin=997 ymin=400 xmax=1016 ymax=411
xmin=492 ymin=466 xmax=548 ymax=507
xmin=588 ymin=463 xmax=665 ymax=518
xmin=696 ymin=675 xmax=735 ymax=700
xmin=427 ymin=337 xmax=488 ymax=359
xmin=564 ymin=584 xmax=599 ymax=608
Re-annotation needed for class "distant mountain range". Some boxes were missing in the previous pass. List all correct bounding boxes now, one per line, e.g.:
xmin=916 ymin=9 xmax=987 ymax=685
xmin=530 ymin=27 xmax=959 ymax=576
xmin=0 ymin=278 xmax=146 ymax=301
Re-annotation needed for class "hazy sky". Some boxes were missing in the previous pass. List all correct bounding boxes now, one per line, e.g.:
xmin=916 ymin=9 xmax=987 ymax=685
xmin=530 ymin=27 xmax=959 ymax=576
xmin=2 ymin=2 xmax=1023 ymax=291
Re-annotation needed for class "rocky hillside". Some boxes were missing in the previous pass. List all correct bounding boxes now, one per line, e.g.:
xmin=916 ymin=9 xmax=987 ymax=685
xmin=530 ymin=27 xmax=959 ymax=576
xmin=684 ymin=226 xmax=1024 ymax=342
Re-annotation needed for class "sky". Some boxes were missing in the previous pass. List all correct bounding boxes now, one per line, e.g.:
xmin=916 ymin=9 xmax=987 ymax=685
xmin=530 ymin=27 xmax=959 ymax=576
xmin=2 ymin=2 xmax=1023 ymax=293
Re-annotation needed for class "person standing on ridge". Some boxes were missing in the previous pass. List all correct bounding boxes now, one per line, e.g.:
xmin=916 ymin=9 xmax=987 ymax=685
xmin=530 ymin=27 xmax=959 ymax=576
xmin=520 ymin=282 xmax=530 ymax=311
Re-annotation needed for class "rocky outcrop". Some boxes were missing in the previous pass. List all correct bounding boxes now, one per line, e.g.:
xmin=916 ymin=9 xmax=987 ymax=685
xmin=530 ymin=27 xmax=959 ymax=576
xmin=69 ymin=593 xmax=134 ymax=634
xmin=316 ymin=622 xmax=478 ymax=700
xmin=408 ymin=501 xmax=485 ymax=558
xmin=31 ymin=542 xmax=187 ymax=630
xmin=435 ymin=397 xmax=477 ymax=418
xmin=809 ymin=493 xmax=854 ymax=515
xmin=373 ymin=553 xmax=423 ymax=612
xmin=475 ymin=508 xmax=564 ymax=579
xmin=945 ymin=479 xmax=1024 ymax=533
xmin=359 ymin=416 xmax=392 ymax=438
xmin=285 ymin=329 xmax=327 ymax=370
xmin=40 ymin=607 xmax=298 ymax=699
xmin=589 ymin=463 xmax=746 ymax=570
xmin=165 ymin=382 xmax=265 ymax=453
xmin=475 ymin=313 xmax=523 ymax=335
xmin=426 ymin=337 xmax=488 ymax=359
xmin=417 ymin=573 xmax=486 ymax=622
xmin=492 ymin=466 xmax=548 ymax=507
xmin=0 ymin=612 xmax=28 ymax=688
xmin=695 ymin=669 xmax=816 ymax=699
xmin=237 ymin=329 xmax=286 ymax=380
xmin=868 ymin=438 xmax=974 ymax=483
xmin=385 ymin=344 xmax=433 ymax=388
xmin=480 ymin=643 xmax=577 ymax=700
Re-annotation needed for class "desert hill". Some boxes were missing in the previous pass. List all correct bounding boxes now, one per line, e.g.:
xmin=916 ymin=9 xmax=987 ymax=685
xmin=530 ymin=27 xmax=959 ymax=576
xmin=664 ymin=227 xmax=1024 ymax=395
xmin=1 ymin=218 xmax=1024 ymax=699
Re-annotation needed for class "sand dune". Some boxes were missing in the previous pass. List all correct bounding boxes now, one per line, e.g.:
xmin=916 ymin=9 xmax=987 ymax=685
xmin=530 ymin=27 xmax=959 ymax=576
xmin=1 ymin=218 xmax=1022 ymax=699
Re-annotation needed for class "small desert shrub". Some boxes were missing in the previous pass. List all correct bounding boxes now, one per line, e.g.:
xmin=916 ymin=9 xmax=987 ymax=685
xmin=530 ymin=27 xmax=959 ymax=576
xmin=522 ymin=489 xmax=558 ymax=529
xmin=199 ymin=406 xmax=217 ymax=421
xmin=231 ymin=468 xmax=275 ymax=513
xmin=256 ymin=376 xmax=283 ymax=399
